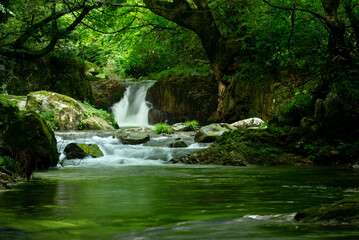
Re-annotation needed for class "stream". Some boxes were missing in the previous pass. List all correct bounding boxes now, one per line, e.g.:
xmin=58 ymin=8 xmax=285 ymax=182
xmin=1 ymin=83 xmax=359 ymax=239
xmin=1 ymin=131 xmax=359 ymax=239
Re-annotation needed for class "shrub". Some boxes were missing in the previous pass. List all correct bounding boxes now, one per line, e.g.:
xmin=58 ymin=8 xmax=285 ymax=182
xmin=186 ymin=120 xmax=199 ymax=130
xmin=154 ymin=123 xmax=173 ymax=134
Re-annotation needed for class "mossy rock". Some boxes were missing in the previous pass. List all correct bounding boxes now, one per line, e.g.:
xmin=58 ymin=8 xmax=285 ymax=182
xmin=26 ymin=91 xmax=114 ymax=131
xmin=64 ymin=143 xmax=103 ymax=159
xmin=3 ymin=111 xmax=58 ymax=172
xmin=194 ymin=123 xmax=229 ymax=143
xmin=173 ymin=127 xmax=309 ymax=166
xmin=77 ymin=144 xmax=103 ymax=158
xmin=295 ymin=194 xmax=359 ymax=224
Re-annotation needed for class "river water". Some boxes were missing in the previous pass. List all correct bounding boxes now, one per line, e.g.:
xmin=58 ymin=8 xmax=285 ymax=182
xmin=1 ymin=131 xmax=359 ymax=240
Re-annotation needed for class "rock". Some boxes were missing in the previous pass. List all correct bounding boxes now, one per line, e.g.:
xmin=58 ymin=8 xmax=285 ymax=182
xmin=169 ymin=141 xmax=188 ymax=148
xmin=353 ymin=162 xmax=359 ymax=170
xmin=91 ymin=79 xmax=128 ymax=111
xmin=0 ymin=55 xmax=94 ymax=102
xmin=26 ymin=91 xmax=114 ymax=131
xmin=3 ymin=111 xmax=58 ymax=172
xmin=172 ymin=123 xmax=194 ymax=132
xmin=64 ymin=143 xmax=103 ymax=159
xmin=120 ymin=132 xmax=150 ymax=145
xmin=218 ymin=123 xmax=237 ymax=131
xmin=209 ymin=78 xmax=273 ymax=123
xmin=314 ymin=93 xmax=358 ymax=140
xmin=300 ymin=116 xmax=318 ymax=136
xmin=84 ymin=60 xmax=101 ymax=76
xmin=146 ymin=75 xmax=218 ymax=125
xmin=174 ymin=127 xmax=309 ymax=166
xmin=231 ymin=118 xmax=265 ymax=129
xmin=295 ymin=193 xmax=359 ymax=224
xmin=194 ymin=123 xmax=230 ymax=143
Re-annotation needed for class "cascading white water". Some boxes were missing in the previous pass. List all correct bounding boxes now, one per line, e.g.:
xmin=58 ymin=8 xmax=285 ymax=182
xmin=55 ymin=132 xmax=210 ymax=167
xmin=111 ymin=81 xmax=154 ymax=127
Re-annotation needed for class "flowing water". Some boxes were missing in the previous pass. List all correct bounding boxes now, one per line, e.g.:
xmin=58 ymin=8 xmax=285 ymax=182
xmin=1 ymin=131 xmax=359 ymax=240
xmin=111 ymin=81 xmax=154 ymax=127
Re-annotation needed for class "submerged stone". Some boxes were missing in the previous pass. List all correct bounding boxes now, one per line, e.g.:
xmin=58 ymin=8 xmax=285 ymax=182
xmin=295 ymin=193 xmax=359 ymax=224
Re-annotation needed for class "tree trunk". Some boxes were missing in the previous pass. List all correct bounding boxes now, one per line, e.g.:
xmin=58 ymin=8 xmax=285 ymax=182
xmin=343 ymin=0 xmax=359 ymax=47
xmin=143 ymin=0 xmax=239 ymax=121
xmin=321 ymin=0 xmax=351 ymax=62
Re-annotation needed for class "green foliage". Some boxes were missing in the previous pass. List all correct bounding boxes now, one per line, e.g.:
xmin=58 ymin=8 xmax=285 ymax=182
xmin=282 ymin=90 xmax=312 ymax=113
xmin=0 ymin=156 xmax=19 ymax=174
xmin=186 ymin=120 xmax=199 ymax=130
xmin=153 ymin=123 xmax=173 ymax=134
xmin=40 ymin=109 xmax=58 ymax=131
xmin=81 ymin=101 xmax=117 ymax=128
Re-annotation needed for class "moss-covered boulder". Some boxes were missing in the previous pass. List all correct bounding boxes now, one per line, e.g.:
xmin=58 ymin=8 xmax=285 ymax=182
xmin=3 ymin=111 xmax=59 ymax=175
xmin=26 ymin=91 xmax=114 ymax=131
xmin=64 ymin=143 xmax=103 ymax=159
xmin=295 ymin=193 xmax=359 ymax=224
xmin=194 ymin=123 xmax=230 ymax=143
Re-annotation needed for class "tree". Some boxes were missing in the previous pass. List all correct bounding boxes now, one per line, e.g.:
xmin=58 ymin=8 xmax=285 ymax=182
xmin=263 ymin=0 xmax=358 ymax=65
xmin=0 ymin=0 xmax=102 ymax=58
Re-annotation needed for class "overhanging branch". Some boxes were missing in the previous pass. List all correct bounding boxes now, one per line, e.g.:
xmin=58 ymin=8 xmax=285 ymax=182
xmin=263 ymin=0 xmax=325 ymax=21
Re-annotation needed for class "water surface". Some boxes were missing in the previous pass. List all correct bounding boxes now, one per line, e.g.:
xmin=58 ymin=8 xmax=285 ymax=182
xmin=1 ymin=165 xmax=359 ymax=240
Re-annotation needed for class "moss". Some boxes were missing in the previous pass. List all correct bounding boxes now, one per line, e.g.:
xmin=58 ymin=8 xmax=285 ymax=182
xmin=4 ymin=111 xmax=58 ymax=173
xmin=76 ymin=144 xmax=104 ymax=158
xmin=173 ymin=127 xmax=310 ymax=166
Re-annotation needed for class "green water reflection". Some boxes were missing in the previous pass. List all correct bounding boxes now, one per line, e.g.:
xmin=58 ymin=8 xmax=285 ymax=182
xmin=0 ymin=165 xmax=359 ymax=239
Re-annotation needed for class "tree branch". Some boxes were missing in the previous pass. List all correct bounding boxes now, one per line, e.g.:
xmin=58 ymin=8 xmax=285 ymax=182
xmin=11 ymin=3 xmax=86 ymax=48
xmin=23 ymin=5 xmax=97 ymax=57
xmin=263 ymin=0 xmax=325 ymax=21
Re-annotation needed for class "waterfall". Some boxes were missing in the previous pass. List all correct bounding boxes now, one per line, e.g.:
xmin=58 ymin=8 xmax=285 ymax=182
xmin=111 ymin=81 xmax=154 ymax=127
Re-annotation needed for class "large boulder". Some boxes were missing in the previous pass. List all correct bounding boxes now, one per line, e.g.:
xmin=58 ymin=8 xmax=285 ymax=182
xmin=210 ymin=78 xmax=274 ymax=123
xmin=146 ymin=75 xmax=218 ymax=125
xmin=64 ymin=143 xmax=103 ymax=159
xmin=0 ymin=56 xmax=94 ymax=102
xmin=194 ymin=123 xmax=230 ymax=143
xmin=120 ymin=132 xmax=150 ymax=145
xmin=26 ymin=91 xmax=114 ymax=131
xmin=3 ymin=111 xmax=59 ymax=172
xmin=91 ymin=79 xmax=128 ymax=111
